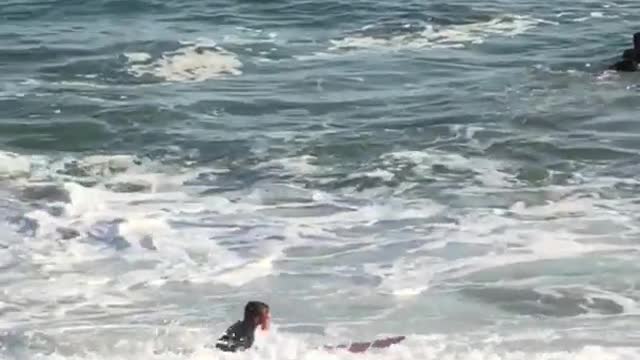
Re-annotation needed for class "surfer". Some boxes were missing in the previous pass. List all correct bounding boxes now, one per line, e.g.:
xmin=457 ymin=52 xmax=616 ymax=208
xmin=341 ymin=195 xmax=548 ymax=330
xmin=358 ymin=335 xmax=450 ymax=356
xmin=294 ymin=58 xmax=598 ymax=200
xmin=215 ymin=300 xmax=405 ymax=353
xmin=609 ymin=32 xmax=640 ymax=72
xmin=215 ymin=301 xmax=271 ymax=352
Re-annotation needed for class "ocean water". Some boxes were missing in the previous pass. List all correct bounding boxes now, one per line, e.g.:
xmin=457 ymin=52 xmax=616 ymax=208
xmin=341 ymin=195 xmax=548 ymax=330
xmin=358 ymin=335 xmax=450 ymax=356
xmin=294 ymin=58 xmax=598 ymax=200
xmin=1 ymin=0 xmax=640 ymax=359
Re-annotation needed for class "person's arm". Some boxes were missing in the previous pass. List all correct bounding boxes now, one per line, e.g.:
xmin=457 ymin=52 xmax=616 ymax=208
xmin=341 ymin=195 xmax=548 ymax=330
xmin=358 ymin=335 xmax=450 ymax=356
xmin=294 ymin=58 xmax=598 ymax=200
xmin=215 ymin=331 xmax=238 ymax=352
xmin=215 ymin=322 xmax=250 ymax=352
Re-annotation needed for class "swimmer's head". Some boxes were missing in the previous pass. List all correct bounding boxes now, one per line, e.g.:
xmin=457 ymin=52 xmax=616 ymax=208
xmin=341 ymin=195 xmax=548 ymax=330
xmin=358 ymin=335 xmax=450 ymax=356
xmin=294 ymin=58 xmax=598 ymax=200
xmin=244 ymin=301 xmax=270 ymax=331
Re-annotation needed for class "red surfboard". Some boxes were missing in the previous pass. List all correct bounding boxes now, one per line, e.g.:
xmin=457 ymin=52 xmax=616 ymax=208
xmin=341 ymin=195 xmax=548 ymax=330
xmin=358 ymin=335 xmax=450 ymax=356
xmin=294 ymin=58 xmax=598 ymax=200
xmin=323 ymin=336 xmax=406 ymax=353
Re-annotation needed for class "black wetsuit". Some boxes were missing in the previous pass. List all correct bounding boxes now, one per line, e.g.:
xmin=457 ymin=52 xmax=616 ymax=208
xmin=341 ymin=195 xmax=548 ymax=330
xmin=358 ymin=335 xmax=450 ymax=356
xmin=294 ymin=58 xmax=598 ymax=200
xmin=610 ymin=59 xmax=637 ymax=72
xmin=215 ymin=320 xmax=256 ymax=352
xmin=610 ymin=49 xmax=640 ymax=72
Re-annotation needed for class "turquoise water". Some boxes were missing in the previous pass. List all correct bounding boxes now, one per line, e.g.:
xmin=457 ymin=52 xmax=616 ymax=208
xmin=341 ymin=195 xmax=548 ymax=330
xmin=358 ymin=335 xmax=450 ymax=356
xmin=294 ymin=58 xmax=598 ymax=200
xmin=1 ymin=1 xmax=640 ymax=359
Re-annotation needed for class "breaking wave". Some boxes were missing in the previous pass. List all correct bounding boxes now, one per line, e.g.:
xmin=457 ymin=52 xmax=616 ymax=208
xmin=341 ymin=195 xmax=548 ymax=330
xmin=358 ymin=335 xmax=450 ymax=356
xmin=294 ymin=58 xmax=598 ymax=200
xmin=126 ymin=40 xmax=242 ymax=82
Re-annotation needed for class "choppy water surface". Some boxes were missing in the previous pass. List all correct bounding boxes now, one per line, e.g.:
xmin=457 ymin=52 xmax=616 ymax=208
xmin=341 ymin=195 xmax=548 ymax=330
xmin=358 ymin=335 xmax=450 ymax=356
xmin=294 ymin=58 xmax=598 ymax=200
xmin=1 ymin=0 xmax=640 ymax=359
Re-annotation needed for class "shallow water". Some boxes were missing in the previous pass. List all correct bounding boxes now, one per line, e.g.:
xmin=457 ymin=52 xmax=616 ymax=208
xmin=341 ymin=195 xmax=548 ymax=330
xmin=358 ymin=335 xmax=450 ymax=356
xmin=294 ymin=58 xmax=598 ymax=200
xmin=1 ymin=0 xmax=640 ymax=359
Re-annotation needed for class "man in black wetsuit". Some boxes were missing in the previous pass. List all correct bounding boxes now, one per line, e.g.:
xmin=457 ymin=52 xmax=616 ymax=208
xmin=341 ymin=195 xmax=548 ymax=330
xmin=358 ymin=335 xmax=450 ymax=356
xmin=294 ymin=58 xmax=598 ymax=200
xmin=609 ymin=32 xmax=640 ymax=72
xmin=215 ymin=301 xmax=271 ymax=352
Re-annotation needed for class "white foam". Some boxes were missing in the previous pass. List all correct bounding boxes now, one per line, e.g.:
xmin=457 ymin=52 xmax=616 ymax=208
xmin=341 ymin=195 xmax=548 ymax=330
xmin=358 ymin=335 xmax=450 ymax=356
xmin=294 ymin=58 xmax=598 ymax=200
xmin=348 ymin=169 xmax=395 ymax=182
xmin=15 ymin=331 xmax=640 ymax=360
xmin=329 ymin=15 xmax=553 ymax=52
xmin=63 ymin=182 xmax=110 ymax=217
xmin=382 ymin=149 xmax=514 ymax=188
xmin=362 ymin=185 xmax=640 ymax=296
xmin=366 ymin=257 xmax=434 ymax=297
xmin=3 ymin=145 xmax=640 ymax=356
xmin=0 ymin=151 xmax=31 ymax=179
xmin=124 ymin=52 xmax=152 ymax=62
xmin=222 ymin=29 xmax=279 ymax=45
xmin=128 ymin=42 xmax=242 ymax=82
xmin=56 ymin=81 xmax=112 ymax=89
xmin=4 ymin=154 xmax=243 ymax=283
xmin=254 ymin=155 xmax=321 ymax=175
xmin=507 ymin=196 xmax=597 ymax=219
xmin=69 ymin=154 xmax=137 ymax=177
xmin=214 ymin=255 xmax=277 ymax=286
xmin=573 ymin=11 xmax=618 ymax=22
xmin=353 ymin=200 xmax=443 ymax=225
xmin=294 ymin=51 xmax=340 ymax=61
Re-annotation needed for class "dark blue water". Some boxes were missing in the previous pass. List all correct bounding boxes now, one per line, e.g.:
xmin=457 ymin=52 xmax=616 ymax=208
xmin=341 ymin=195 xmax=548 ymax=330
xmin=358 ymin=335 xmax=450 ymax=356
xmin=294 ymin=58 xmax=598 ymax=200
xmin=1 ymin=1 xmax=640 ymax=359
